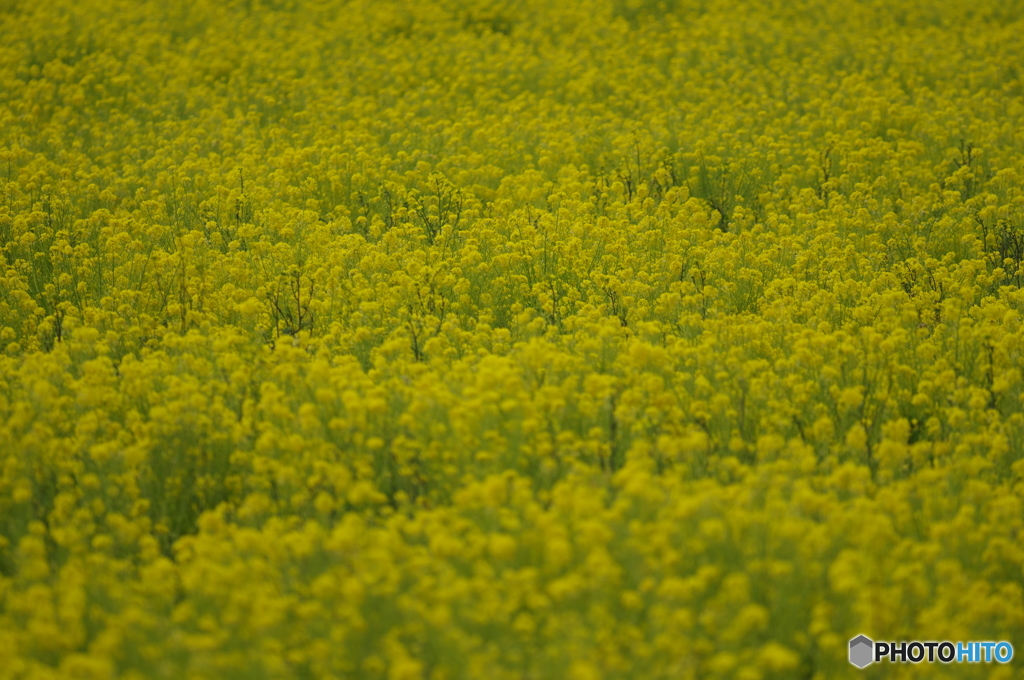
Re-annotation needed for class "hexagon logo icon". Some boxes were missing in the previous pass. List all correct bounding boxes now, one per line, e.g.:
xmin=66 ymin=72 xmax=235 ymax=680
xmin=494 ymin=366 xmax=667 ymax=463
xmin=849 ymin=635 xmax=874 ymax=668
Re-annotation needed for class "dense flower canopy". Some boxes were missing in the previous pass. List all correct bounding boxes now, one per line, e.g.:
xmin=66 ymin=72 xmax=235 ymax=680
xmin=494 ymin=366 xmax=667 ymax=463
xmin=2 ymin=0 xmax=1024 ymax=678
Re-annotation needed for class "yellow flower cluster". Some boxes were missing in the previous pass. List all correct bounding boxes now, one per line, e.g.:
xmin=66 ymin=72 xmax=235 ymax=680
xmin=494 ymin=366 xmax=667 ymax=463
xmin=3 ymin=0 xmax=1024 ymax=677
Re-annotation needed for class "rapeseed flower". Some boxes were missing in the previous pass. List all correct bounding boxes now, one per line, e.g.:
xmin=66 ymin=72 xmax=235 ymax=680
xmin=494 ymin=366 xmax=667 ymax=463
xmin=3 ymin=0 xmax=1024 ymax=678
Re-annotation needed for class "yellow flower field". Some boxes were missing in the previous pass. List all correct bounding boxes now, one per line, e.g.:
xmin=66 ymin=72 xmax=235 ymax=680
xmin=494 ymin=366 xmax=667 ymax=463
xmin=2 ymin=0 xmax=1024 ymax=677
